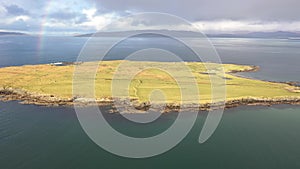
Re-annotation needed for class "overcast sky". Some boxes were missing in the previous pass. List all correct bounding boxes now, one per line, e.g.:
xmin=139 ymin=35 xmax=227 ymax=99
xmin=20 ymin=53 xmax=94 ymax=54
xmin=0 ymin=0 xmax=299 ymax=34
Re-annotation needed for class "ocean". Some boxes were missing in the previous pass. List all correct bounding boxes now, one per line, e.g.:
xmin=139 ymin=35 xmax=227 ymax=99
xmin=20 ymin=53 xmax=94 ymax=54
xmin=0 ymin=35 xmax=300 ymax=169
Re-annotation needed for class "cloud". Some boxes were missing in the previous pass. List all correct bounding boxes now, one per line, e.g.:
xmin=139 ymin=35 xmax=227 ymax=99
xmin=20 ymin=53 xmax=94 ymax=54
xmin=49 ymin=11 xmax=78 ymax=20
xmin=47 ymin=11 xmax=88 ymax=25
xmin=89 ymin=0 xmax=300 ymax=21
xmin=0 ymin=18 xmax=30 ymax=31
xmin=80 ymin=9 xmax=119 ymax=30
xmin=0 ymin=3 xmax=32 ymax=31
xmin=1 ymin=0 xmax=300 ymax=34
xmin=193 ymin=20 xmax=300 ymax=33
xmin=99 ymin=15 xmax=300 ymax=33
xmin=4 ymin=4 xmax=29 ymax=16
xmin=0 ymin=5 xmax=6 ymax=16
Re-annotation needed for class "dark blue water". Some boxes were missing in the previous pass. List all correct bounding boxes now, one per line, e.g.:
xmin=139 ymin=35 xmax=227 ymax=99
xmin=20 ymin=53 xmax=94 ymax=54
xmin=1 ymin=36 xmax=300 ymax=169
xmin=1 ymin=101 xmax=300 ymax=169
xmin=211 ymin=38 xmax=300 ymax=82
xmin=1 ymin=36 xmax=300 ymax=81
xmin=0 ymin=36 xmax=87 ymax=67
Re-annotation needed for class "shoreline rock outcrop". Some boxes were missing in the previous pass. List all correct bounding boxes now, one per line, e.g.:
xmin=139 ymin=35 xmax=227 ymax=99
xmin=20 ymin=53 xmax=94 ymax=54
xmin=1 ymin=64 xmax=300 ymax=113
xmin=1 ymin=87 xmax=300 ymax=113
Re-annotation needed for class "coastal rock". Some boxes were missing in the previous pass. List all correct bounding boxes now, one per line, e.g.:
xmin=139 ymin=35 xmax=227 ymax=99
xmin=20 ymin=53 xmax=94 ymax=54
xmin=1 ymin=87 xmax=300 ymax=113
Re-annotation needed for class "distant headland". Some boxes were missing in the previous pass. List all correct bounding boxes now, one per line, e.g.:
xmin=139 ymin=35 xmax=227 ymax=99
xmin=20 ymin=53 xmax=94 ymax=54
xmin=74 ymin=30 xmax=300 ymax=39
xmin=0 ymin=31 xmax=28 ymax=36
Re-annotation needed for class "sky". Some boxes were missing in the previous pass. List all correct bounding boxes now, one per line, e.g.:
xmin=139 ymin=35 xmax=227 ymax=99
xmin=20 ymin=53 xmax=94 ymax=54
xmin=0 ymin=0 xmax=299 ymax=35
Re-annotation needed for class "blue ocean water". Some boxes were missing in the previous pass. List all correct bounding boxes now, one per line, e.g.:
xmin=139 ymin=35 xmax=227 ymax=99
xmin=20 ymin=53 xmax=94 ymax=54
xmin=1 ymin=36 xmax=300 ymax=81
xmin=1 ymin=35 xmax=300 ymax=169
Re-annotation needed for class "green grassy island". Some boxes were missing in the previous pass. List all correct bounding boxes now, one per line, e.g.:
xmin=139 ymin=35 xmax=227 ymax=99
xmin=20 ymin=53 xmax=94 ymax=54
xmin=0 ymin=60 xmax=300 ymax=111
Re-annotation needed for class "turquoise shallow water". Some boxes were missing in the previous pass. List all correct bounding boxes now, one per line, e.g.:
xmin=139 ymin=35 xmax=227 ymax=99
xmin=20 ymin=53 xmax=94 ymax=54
xmin=1 ymin=101 xmax=300 ymax=169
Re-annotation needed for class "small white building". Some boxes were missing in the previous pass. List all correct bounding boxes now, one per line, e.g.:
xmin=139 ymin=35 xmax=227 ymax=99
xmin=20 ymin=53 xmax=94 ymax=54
xmin=50 ymin=62 xmax=64 ymax=66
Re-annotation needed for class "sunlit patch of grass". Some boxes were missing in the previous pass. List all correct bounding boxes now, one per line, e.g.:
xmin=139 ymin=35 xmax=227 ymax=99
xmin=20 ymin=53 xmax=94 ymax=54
xmin=0 ymin=60 xmax=299 ymax=104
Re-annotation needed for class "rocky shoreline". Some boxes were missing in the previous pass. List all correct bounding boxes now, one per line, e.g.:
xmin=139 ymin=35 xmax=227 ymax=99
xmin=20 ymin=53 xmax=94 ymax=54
xmin=1 ymin=64 xmax=300 ymax=113
xmin=1 ymin=87 xmax=300 ymax=113
xmin=228 ymin=65 xmax=300 ymax=93
xmin=228 ymin=65 xmax=260 ymax=74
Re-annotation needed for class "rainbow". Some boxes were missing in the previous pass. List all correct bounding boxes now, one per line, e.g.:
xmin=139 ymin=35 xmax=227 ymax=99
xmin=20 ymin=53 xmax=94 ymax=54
xmin=36 ymin=0 xmax=53 ymax=60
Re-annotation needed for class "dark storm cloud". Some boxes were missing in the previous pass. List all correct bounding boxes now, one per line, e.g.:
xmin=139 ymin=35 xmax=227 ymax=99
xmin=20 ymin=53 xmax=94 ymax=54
xmin=90 ymin=0 xmax=300 ymax=21
xmin=4 ymin=4 xmax=29 ymax=16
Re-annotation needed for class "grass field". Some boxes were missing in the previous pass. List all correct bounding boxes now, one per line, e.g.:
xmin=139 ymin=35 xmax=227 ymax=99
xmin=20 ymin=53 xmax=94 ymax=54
xmin=0 ymin=60 xmax=299 ymax=104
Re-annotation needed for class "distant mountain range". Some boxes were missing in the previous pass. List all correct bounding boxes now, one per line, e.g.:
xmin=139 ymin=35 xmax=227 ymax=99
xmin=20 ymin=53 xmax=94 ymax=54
xmin=74 ymin=30 xmax=200 ymax=38
xmin=2 ymin=30 xmax=299 ymax=39
xmin=0 ymin=31 xmax=27 ymax=36
xmin=208 ymin=31 xmax=300 ymax=39
xmin=75 ymin=30 xmax=300 ymax=39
